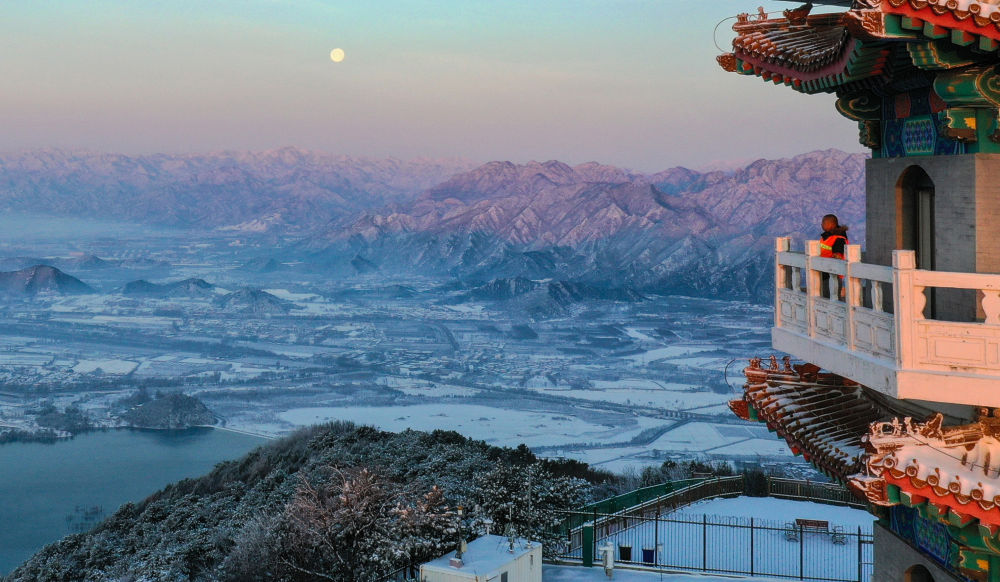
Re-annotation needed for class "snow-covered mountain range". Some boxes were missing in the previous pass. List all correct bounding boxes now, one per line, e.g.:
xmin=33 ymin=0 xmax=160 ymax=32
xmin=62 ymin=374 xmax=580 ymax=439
xmin=0 ymin=148 xmax=476 ymax=231
xmin=0 ymin=148 xmax=866 ymax=301
xmin=312 ymin=149 xmax=866 ymax=301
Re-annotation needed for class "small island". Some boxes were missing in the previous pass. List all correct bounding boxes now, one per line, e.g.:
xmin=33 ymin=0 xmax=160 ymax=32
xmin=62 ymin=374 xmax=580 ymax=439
xmin=121 ymin=393 xmax=214 ymax=430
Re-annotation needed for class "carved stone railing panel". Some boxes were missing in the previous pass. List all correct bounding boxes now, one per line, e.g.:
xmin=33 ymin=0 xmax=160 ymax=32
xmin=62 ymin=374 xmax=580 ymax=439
xmin=852 ymin=309 xmax=895 ymax=360
xmin=813 ymin=297 xmax=848 ymax=343
xmin=913 ymin=320 xmax=1000 ymax=372
xmin=773 ymin=241 xmax=1000 ymax=403
xmin=777 ymin=288 xmax=808 ymax=333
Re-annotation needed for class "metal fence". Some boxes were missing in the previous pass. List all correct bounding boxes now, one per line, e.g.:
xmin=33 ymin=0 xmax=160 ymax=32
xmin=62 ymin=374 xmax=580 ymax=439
xmin=551 ymin=476 xmax=874 ymax=582
xmin=553 ymin=510 xmax=874 ymax=582
xmin=382 ymin=565 xmax=418 ymax=582
xmin=768 ymin=477 xmax=868 ymax=510
xmin=559 ymin=476 xmax=746 ymax=534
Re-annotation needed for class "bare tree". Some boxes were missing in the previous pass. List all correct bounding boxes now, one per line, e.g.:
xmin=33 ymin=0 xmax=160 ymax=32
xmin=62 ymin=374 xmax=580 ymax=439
xmin=279 ymin=467 xmax=457 ymax=582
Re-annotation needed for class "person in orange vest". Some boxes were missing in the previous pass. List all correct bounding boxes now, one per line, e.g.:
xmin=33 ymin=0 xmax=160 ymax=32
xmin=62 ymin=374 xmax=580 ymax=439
xmin=819 ymin=214 xmax=849 ymax=298
xmin=819 ymin=214 xmax=849 ymax=260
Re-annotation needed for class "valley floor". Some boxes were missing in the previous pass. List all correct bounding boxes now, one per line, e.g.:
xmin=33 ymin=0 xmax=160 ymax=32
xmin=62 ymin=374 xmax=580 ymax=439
xmin=0 ymin=230 xmax=807 ymax=474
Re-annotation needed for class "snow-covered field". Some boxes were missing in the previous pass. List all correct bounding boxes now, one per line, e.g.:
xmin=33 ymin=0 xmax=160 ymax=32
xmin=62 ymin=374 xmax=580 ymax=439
xmin=645 ymin=423 xmax=793 ymax=457
xmin=528 ymin=381 xmax=729 ymax=410
xmin=278 ymin=403 xmax=663 ymax=448
xmin=72 ymin=359 xmax=138 ymax=375
xmin=0 ymin=244 xmax=792 ymax=474
xmin=672 ymin=497 xmax=874 ymax=530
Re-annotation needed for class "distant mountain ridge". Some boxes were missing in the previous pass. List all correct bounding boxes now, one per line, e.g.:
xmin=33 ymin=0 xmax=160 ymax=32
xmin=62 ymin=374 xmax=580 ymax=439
xmin=0 ymin=148 xmax=477 ymax=231
xmin=312 ymin=149 xmax=866 ymax=301
xmin=0 ymin=148 xmax=866 ymax=302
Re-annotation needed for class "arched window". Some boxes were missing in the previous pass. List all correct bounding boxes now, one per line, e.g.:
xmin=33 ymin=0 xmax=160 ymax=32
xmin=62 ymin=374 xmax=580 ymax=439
xmin=896 ymin=166 xmax=939 ymax=318
xmin=904 ymin=564 xmax=935 ymax=582
xmin=895 ymin=165 xmax=935 ymax=271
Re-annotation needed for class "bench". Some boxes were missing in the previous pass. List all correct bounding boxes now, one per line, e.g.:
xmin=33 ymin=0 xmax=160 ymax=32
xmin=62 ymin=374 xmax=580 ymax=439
xmin=785 ymin=520 xmax=846 ymax=544
xmin=785 ymin=519 xmax=830 ymax=542
xmin=795 ymin=519 xmax=829 ymax=532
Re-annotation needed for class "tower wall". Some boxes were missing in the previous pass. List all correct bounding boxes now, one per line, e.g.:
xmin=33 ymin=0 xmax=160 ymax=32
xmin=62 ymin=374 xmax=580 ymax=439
xmin=866 ymin=154 xmax=1000 ymax=321
xmin=872 ymin=524 xmax=960 ymax=582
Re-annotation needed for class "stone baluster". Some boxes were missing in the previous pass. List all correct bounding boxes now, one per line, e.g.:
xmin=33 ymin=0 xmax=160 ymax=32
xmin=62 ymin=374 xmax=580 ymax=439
xmin=871 ymin=281 xmax=884 ymax=313
xmin=893 ymin=250 xmax=917 ymax=369
xmin=845 ymin=244 xmax=861 ymax=350
xmin=775 ymin=237 xmax=790 ymax=330
xmin=913 ymin=285 xmax=927 ymax=320
xmin=828 ymin=274 xmax=839 ymax=299
xmin=982 ymin=290 xmax=1000 ymax=325
xmin=806 ymin=240 xmax=821 ymax=340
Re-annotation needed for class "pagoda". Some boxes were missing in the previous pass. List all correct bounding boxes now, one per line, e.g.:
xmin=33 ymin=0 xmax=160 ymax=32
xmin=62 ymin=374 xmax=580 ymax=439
xmin=720 ymin=1 xmax=1000 ymax=580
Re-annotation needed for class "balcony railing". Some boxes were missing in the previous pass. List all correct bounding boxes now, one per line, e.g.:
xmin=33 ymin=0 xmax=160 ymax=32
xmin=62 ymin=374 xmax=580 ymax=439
xmin=773 ymin=237 xmax=1000 ymax=407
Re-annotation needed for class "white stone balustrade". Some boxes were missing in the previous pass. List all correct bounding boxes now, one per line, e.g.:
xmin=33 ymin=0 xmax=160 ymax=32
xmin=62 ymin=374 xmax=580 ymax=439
xmin=772 ymin=237 xmax=1000 ymax=408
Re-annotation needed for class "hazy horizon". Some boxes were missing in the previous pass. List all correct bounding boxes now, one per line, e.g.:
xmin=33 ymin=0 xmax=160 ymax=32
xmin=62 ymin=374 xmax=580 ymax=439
xmin=1 ymin=1 xmax=863 ymax=173
xmin=0 ymin=143 xmax=860 ymax=175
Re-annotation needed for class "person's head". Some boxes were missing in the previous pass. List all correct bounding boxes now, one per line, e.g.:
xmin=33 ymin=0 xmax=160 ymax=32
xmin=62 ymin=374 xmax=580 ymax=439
xmin=822 ymin=214 xmax=839 ymax=232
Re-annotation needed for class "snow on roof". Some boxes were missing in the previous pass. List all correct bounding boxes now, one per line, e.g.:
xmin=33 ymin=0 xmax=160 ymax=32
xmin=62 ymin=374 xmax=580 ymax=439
xmin=850 ymin=410 xmax=1000 ymax=528
xmin=733 ymin=357 xmax=887 ymax=479
xmin=422 ymin=535 xmax=538 ymax=577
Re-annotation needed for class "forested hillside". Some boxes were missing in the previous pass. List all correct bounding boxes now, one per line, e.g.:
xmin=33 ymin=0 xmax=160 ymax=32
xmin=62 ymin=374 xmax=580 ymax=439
xmin=6 ymin=423 xmax=605 ymax=582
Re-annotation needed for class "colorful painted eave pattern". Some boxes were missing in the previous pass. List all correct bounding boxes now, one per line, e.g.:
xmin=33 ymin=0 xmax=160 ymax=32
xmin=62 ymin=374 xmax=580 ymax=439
xmin=731 ymin=357 xmax=1000 ymax=577
xmin=730 ymin=356 xmax=885 ymax=479
xmin=849 ymin=412 xmax=1000 ymax=530
xmin=717 ymin=12 xmax=891 ymax=94
xmin=717 ymin=0 xmax=1000 ymax=95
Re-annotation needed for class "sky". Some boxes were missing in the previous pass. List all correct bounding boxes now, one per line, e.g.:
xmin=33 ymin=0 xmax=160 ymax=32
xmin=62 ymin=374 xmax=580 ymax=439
xmin=0 ymin=1 xmax=864 ymax=172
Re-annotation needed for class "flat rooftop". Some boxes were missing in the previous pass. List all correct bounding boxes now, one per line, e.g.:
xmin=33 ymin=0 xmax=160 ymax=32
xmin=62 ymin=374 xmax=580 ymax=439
xmin=422 ymin=534 xmax=538 ymax=576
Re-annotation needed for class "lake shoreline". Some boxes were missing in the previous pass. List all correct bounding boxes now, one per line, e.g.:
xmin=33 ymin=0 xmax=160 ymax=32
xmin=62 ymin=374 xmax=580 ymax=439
xmin=0 ymin=426 xmax=265 ymax=574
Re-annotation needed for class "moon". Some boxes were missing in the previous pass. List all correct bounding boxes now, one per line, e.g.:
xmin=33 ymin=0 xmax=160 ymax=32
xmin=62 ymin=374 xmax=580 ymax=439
xmin=330 ymin=48 xmax=345 ymax=63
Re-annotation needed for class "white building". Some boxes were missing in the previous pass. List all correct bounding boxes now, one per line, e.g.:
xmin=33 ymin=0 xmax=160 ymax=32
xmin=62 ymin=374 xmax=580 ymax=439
xmin=420 ymin=535 xmax=542 ymax=582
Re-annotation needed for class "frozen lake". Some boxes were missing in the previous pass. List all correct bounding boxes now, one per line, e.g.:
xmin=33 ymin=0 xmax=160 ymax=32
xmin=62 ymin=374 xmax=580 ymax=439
xmin=0 ymin=428 xmax=265 ymax=574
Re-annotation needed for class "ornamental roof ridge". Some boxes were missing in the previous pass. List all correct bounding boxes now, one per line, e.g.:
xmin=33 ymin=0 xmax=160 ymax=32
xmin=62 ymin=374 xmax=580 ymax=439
xmin=886 ymin=0 xmax=1000 ymax=31
xmin=849 ymin=408 xmax=1000 ymax=528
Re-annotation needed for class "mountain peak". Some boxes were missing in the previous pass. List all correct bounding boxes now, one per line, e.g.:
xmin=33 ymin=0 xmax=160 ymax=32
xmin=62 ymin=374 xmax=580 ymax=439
xmin=0 ymin=264 xmax=92 ymax=296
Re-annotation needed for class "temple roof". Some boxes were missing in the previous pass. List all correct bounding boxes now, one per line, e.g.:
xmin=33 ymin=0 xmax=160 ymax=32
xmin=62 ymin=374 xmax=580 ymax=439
xmin=718 ymin=9 xmax=891 ymax=94
xmin=731 ymin=13 xmax=849 ymax=73
xmin=731 ymin=356 xmax=890 ymax=479
xmin=718 ymin=1 xmax=1000 ymax=95
xmin=733 ymin=357 xmax=1000 ymax=531
xmin=850 ymin=410 xmax=1000 ymax=530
